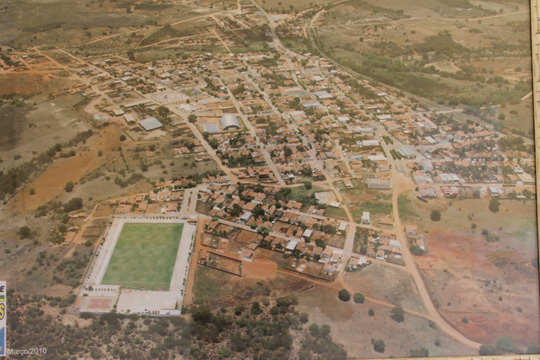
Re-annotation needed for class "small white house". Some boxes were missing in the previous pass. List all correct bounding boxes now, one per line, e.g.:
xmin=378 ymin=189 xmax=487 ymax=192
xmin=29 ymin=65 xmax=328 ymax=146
xmin=362 ymin=212 xmax=371 ymax=225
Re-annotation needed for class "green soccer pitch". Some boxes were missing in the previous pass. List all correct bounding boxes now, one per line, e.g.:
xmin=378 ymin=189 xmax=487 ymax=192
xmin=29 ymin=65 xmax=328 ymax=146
xmin=101 ymin=222 xmax=184 ymax=290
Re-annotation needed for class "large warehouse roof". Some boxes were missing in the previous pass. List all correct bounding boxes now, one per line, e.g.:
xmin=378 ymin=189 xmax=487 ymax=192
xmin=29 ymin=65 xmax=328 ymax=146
xmin=139 ymin=117 xmax=163 ymax=131
xmin=220 ymin=114 xmax=240 ymax=130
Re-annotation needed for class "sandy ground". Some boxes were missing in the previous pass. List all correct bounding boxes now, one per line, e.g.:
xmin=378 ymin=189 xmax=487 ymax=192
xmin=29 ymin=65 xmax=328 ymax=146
xmin=244 ymin=249 xmax=279 ymax=280
xmin=0 ymin=72 xmax=50 ymax=96
xmin=418 ymin=228 xmax=540 ymax=347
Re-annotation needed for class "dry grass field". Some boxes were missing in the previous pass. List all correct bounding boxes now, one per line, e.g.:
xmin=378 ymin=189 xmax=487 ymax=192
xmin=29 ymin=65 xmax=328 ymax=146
xmin=404 ymin=196 xmax=539 ymax=349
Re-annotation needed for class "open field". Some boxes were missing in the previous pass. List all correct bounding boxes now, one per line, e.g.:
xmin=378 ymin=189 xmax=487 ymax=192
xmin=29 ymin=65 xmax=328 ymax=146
xmin=0 ymin=0 xmax=205 ymax=50
xmin=348 ymin=190 xmax=393 ymax=223
xmin=406 ymin=197 xmax=537 ymax=234
xmin=404 ymin=196 xmax=539 ymax=348
xmin=102 ymin=222 xmax=184 ymax=290
xmin=297 ymin=286 xmax=477 ymax=358
xmin=418 ymin=230 xmax=540 ymax=349
xmin=343 ymin=264 xmax=428 ymax=316
xmin=5 ymin=124 xmax=125 ymax=215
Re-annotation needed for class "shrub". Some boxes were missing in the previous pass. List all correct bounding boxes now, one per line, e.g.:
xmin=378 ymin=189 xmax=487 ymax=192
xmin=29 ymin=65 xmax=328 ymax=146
xmin=234 ymin=305 xmax=244 ymax=315
xmin=430 ymin=210 xmax=441 ymax=221
xmin=489 ymin=198 xmax=500 ymax=213
xmin=19 ymin=226 xmax=31 ymax=239
xmin=251 ymin=301 xmax=262 ymax=315
xmin=479 ymin=345 xmax=502 ymax=355
xmin=391 ymin=306 xmax=404 ymax=322
xmin=410 ymin=347 xmax=429 ymax=357
xmin=495 ymin=336 xmax=514 ymax=351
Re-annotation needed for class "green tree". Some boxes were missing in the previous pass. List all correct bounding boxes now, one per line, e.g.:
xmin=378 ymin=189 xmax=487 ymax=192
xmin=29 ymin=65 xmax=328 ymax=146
xmin=284 ymin=147 xmax=293 ymax=156
xmin=157 ymin=106 xmax=170 ymax=118
xmin=391 ymin=306 xmax=405 ymax=322
xmin=119 ymin=134 xmax=127 ymax=141
xmin=192 ymin=306 xmax=212 ymax=323
xmin=368 ymin=308 xmax=375 ymax=316
xmin=230 ymin=203 xmax=242 ymax=217
xmin=188 ymin=114 xmax=198 ymax=123
xmin=309 ymin=324 xmax=320 ymax=337
xmin=63 ymin=198 xmax=83 ymax=213
xmin=303 ymin=181 xmax=312 ymax=190
xmin=353 ymin=292 xmax=365 ymax=304
xmin=320 ymin=324 xmax=331 ymax=337
xmin=410 ymin=245 xmax=424 ymax=256
xmin=29 ymin=188 xmax=35 ymax=195
xmin=338 ymin=289 xmax=351 ymax=302
xmin=373 ymin=339 xmax=385 ymax=353
xmin=489 ymin=198 xmax=500 ymax=213
xmin=299 ymin=313 xmax=309 ymax=323
xmin=64 ymin=181 xmax=74 ymax=193
xmin=430 ymin=210 xmax=441 ymax=221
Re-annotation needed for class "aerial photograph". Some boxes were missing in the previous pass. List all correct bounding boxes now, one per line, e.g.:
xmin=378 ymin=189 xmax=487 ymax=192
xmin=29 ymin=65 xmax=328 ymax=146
xmin=0 ymin=0 xmax=539 ymax=358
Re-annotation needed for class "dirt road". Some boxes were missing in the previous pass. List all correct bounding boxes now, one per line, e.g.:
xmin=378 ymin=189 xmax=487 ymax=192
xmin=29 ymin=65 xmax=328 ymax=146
xmin=390 ymin=169 xmax=481 ymax=349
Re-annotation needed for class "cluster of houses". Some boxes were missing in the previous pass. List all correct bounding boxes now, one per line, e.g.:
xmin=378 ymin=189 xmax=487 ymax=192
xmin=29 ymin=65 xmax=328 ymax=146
xmin=199 ymin=182 xmax=351 ymax=275
xmin=405 ymin=224 xmax=426 ymax=254
xmin=53 ymin=23 xmax=532 ymax=204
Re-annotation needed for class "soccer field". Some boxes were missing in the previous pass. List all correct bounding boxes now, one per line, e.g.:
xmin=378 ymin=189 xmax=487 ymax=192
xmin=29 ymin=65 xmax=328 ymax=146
xmin=101 ymin=222 xmax=184 ymax=290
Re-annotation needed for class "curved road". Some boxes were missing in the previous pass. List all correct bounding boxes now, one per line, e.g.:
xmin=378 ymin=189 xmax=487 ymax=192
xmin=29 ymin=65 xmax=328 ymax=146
xmin=251 ymin=0 xmax=482 ymax=350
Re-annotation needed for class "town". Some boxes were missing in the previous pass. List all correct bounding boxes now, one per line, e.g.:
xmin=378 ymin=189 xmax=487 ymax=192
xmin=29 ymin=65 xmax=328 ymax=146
xmin=0 ymin=0 xmax=538 ymax=358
